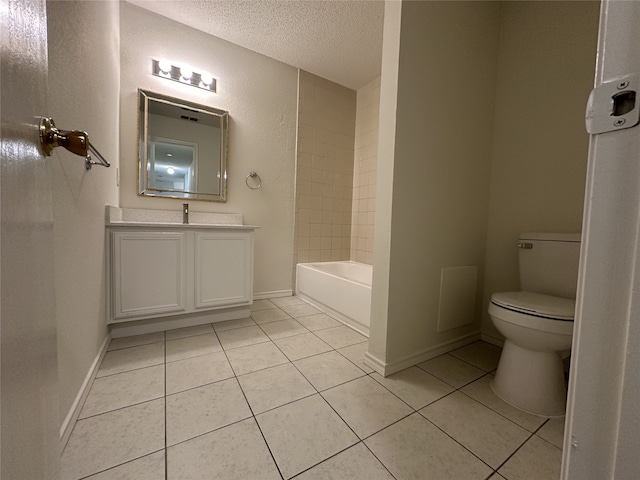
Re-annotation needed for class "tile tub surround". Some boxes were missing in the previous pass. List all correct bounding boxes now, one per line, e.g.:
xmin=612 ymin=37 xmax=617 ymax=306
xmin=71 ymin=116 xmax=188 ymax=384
xmin=64 ymin=297 xmax=565 ymax=479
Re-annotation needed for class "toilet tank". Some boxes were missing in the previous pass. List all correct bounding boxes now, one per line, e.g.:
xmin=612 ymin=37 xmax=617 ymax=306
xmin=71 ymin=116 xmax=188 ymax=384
xmin=518 ymin=232 xmax=581 ymax=299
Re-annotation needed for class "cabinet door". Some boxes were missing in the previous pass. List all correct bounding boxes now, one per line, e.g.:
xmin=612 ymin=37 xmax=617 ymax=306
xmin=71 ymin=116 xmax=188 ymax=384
xmin=194 ymin=231 xmax=253 ymax=309
xmin=112 ymin=231 xmax=187 ymax=319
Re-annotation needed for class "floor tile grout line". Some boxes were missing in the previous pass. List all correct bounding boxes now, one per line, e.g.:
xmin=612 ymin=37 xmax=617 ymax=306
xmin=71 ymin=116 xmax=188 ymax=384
xmin=456 ymin=377 xmax=551 ymax=434
xmin=77 ymin=395 xmax=167 ymax=422
xmin=416 ymin=409 xmax=498 ymax=473
xmin=95 ymin=360 xmax=165 ymax=380
xmin=163 ymin=331 xmax=168 ymax=480
xmin=76 ymin=448 xmax=166 ymax=480
xmin=217 ymin=321 xmax=287 ymax=480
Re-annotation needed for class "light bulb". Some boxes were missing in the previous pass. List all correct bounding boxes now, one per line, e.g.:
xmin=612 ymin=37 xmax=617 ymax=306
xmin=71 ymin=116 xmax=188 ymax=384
xmin=201 ymin=72 xmax=213 ymax=86
xmin=180 ymin=67 xmax=193 ymax=81
xmin=158 ymin=59 xmax=171 ymax=74
xmin=167 ymin=166 xmax=175 ymax=175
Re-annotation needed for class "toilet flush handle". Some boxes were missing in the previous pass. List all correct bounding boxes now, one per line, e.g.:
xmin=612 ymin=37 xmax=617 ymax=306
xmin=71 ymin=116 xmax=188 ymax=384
xmin=517 ymin=242 xmax=533 ymax=249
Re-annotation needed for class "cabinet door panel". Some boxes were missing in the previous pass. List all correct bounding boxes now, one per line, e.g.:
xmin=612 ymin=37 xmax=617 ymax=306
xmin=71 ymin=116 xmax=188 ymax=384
xmin=113 ymin=231 xmax=187 ymax=318
xmin=195 ymin=232 xmax=253 ymax=308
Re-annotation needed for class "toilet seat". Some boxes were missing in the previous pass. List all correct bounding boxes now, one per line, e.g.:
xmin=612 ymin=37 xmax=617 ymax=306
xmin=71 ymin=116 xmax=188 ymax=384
xmin=491 ymin=291 xmax=575 ymax=321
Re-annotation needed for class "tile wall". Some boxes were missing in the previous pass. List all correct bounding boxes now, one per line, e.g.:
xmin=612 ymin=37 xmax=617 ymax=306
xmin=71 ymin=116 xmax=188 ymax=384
xmin=351 ymin=77 xmax=380 ymax=264
xmin=293 ymin=72 xmax=356 ymax=283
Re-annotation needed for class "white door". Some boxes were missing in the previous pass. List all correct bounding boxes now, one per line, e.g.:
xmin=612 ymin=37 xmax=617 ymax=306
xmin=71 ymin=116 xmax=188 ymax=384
xmin=564 ymin=1 xmax=640 ymax=479
xmin=0 ymin=1 xmax=60 ymax=479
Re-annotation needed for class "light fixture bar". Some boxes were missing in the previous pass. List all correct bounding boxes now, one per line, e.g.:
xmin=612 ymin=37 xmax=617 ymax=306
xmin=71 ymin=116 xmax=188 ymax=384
xmin=152 ymin=59 xmax=217 ymax=93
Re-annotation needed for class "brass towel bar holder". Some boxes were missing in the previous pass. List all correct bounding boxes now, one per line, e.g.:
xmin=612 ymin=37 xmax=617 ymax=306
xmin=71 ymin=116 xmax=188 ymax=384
xmin=39 ymin=117 xmax=110 ymax=170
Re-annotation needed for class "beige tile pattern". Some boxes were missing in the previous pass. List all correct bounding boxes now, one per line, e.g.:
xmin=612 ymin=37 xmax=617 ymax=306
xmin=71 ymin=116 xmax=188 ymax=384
xmin=280 ymin=303 xmax=322 ymax=318
xmin=365 ymin=413 xmax=493 ymax=480
xmin=350 ymin=76 xmax=380 ymax=264
xmin=80 ymin=365 xmax=164 ymax=419
xmin=225 ymin=340 xmax=290 ymax=376
xmin=420 ymin=391 xmax=530 ymax=468
xmin=107 ymin=332 xmax=164 ymax=351
xmin=165 ymin=379 xmax=251 ymax=446
xmin=498 ymin=435 xmax=563 ymax=480
xmin=256 ymin=394 xmax=358 ymax=479
xmin=84 ymin=451 xmax=165 ymax=480
xmin=450 ymin=341 xmax=502 ymax=372
xmin=259 ymin=318 xmax=309 ymax=340
xmin=293 ymin=71 xmax=355 ymax=278
xmin=97 ymin=342 xmax=164 ymax=378
xmin=536 ymin=417 xmax=566 ymax=449
xmin=167 ymin=418 xmax=281 ymax=480
xmin=68 ymin=298 xmax=564 ymax=480
xmin=461 ymin=375 xmax=547 ymax=432
xmin=313 ymin=325 xmax=367 ymax=349
xmin=216 ymin=325 xmax=270 ymax=350
xmin=371 ymin=367 xmax=454 ymax=410
xmin=165 ymin=323 xmax=214 ymax=341
xmin=250 ymin=307 xmax=292 ymax=324
xmin=294 ymin=350 xmax=366 ymax=391
xmin=418 ymin=353 xmax=486 ymax=388
xmin=274 ymin=332 xmax=333 ymax=361
xmin=322 ymin=376 xmax=412 ymax=438
xmin=165 ymin=351 xmax=234 ymax=395
xmin=238 ymin=363 xmax=316 ymax=414
xmin=270 ymin=296 xmax=306 ymax=307
xmin=296 ymin=313 xmax=342 ymax=331
xmin=295 ymin=443 xmax=394 ymax=480
xmin=212 ymin=317 xmax=256 ymax=332
xmin=165 ymin=333 xmax=222 ymax=363
xmin=338 ymin=341 xmax=374 ymax=373
xmin=62 ymin=399 xmax=165 ymax=480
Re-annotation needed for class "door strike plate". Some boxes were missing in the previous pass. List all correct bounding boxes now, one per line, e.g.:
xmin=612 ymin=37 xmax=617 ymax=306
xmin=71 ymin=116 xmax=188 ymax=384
xmin=585 ymin=73 xmax=640 ymax=134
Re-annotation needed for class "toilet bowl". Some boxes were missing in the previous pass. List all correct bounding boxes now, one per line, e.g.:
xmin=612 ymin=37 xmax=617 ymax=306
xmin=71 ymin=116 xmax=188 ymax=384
xmin=489 ymin=292 xmax=574 ymax=416
xmin=489 ymin=232 xmax=580 ymax=417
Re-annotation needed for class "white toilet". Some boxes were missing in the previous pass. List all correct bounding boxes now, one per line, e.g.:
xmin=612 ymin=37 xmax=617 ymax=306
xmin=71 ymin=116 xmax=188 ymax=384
xmin=489 ymin=232 xmax=581 ymax=417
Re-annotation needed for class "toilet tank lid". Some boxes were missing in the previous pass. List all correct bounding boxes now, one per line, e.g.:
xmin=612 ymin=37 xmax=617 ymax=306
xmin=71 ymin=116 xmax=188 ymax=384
xmin=519 ymin=232 xmax=581 ymax=242
xmin=491 ymin=292 xmax=576 ymax=320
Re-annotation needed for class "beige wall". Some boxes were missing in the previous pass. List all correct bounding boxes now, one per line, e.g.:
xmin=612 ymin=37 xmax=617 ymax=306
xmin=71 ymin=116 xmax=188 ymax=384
xmin=371 ymin=1 xmax=500 ymax=368
xmin=351 ymin=77 xmax=381 ymax=264
xmin=481 ymin=1 xmax=599 ymax=341
xmin=293 ymin=71 xmax=355 ymax=280
xmin=120 ymin=2 xmax=298 ymax=297
xmin=47 ymin=0 xmax=120 ymax=425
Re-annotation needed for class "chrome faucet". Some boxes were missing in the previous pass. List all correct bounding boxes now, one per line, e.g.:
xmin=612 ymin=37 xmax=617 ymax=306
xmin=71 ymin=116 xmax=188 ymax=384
xmin=183 ymin=203 xmax=189 ymax=224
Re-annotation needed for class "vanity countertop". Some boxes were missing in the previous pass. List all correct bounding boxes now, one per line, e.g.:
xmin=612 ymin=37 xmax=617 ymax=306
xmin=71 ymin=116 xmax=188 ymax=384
xmin=105 ymin=206 xmax=257 ymax=229
xmin=106 ymin=221 xmax=258 ymax=229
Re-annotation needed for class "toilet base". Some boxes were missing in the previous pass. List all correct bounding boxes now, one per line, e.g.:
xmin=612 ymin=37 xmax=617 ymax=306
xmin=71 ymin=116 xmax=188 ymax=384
xmin=491 ymin=340 xmax=567 ymax=417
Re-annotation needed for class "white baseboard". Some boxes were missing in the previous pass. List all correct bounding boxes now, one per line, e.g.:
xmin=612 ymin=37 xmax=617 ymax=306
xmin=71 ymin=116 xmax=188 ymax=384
xmin=253 ymin=290 xmax=293 ymax=300
xmin=480 ymin=331 xmax=505 ymax=347
xmin=364 ymin=332 xmax=481 ymax=377
xmin=60 ymin=333 xmax=111 ymax=452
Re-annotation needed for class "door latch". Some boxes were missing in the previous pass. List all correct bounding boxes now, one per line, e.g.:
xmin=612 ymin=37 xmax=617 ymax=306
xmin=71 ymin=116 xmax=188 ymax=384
xmin=585 ymin=73 xmax=640 ymax=134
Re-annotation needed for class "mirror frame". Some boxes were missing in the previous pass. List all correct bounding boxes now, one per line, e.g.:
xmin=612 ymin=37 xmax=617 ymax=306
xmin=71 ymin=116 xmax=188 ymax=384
xmin=138 ymin=89 xmax=229 ymax=202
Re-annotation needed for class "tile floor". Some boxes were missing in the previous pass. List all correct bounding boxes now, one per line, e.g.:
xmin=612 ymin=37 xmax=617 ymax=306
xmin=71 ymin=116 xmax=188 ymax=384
xmin=62 ymin=296 xmax=565 ymax=480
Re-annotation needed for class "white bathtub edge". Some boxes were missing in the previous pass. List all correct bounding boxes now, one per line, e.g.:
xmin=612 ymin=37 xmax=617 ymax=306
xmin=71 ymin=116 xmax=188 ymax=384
xmin=365 ymin=332 xmax=481 ymax=377
xmin=297 ymin=292 xmax=369 ymax=337
xmin=253 ymin=290 xmax=293 ymax=300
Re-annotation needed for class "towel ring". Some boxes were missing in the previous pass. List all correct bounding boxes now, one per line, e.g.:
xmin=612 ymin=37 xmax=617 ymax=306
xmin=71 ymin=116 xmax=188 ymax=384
xmin=246 ymin=171 xmax=262 ymax=190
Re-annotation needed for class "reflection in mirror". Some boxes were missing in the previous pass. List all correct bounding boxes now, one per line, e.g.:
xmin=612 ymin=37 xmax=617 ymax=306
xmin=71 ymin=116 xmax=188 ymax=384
xmin=138 ymin=89 xmax=228 ymax=202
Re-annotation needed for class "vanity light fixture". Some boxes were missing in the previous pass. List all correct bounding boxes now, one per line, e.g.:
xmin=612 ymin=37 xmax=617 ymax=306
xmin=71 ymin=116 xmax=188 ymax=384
xmin=167 ymin=166 xmax=175 ymax=175
xmin=152 ymin=59 xmax=217 ymax=93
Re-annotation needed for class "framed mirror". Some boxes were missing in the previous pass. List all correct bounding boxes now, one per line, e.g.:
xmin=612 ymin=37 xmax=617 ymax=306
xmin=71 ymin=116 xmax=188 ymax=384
xmin=138 ymin=89 xmax=228 ymax=202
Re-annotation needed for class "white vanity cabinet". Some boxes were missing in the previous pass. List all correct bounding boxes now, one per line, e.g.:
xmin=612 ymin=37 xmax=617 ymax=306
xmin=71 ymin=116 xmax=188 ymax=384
xmin=107 ymin=224 xmax=255 ymax=330
xmin=111 ymin=230 xmax=188 ymax=320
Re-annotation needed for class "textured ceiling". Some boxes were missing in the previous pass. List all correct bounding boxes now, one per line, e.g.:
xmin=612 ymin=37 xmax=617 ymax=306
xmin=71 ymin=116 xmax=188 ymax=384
xmin=126 ymin=0 xmax=385 ymax=90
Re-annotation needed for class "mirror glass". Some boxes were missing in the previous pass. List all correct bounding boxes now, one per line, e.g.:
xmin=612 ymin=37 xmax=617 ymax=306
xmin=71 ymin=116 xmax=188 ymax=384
xmin=138 ymin=89 xmax=228 ymax=202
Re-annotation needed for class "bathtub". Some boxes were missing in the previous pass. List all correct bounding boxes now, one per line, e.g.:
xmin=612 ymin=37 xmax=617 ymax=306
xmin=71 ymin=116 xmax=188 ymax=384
xmin=296 ymin=261 xmax=372 ymax=337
